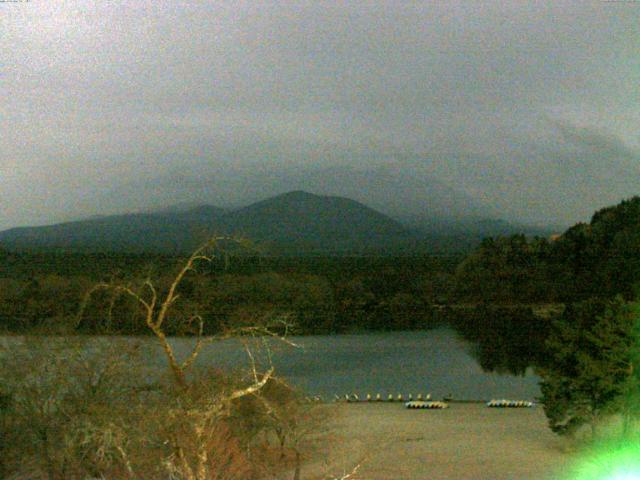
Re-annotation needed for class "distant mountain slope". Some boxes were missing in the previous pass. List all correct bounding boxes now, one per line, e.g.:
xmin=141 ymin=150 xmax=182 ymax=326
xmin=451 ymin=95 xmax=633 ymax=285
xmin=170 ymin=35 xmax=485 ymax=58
xmin=407 ymin=216 xmax=556 ymax=239
xmin=0 ymin=192 xmax=412 ymax=254
xmin=146 ymin=202 xmax=228 ymax=216
xmin=222 ymin=191 xmax=408 ymax=248
xmin=0 ymin=190 xmax=553 ymax=255
xmin=0 ymin=206 xmax=226 ymax=254
xmin=262 ymin=164 xmax=492 ymax=221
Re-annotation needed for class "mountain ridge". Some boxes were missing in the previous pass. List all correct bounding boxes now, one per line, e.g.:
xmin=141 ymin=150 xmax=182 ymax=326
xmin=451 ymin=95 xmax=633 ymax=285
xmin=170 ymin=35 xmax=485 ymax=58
xmin=0 ymin=191 xmax=411 ymax=254
xmin=0 ymin=190 xmax=551 ymax=255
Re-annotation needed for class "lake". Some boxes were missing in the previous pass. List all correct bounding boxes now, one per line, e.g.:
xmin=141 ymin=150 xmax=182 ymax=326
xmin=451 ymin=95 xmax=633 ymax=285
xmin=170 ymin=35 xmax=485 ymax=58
xmin=169 ymin=327 xmax=542 ymax=401
xmin=1 ymin=328 xmax=541 ymax=401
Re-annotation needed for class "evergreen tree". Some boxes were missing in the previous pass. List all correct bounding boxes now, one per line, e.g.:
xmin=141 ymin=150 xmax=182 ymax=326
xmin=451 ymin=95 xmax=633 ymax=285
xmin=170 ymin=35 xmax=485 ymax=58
xmin=537 ymin=297 xmax=640 ymax=437
xmin=619 ymin=299 xmax=640 ymax=435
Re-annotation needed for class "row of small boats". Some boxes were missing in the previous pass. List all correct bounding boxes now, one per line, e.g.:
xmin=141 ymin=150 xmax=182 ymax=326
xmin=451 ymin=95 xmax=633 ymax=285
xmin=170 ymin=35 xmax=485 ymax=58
xmin=336 ymin=393 xmax=433 ymax=403
xmin=405 ymin=399 xmax=534 ymax=409
xmin=328 ymin=394 xmax=535 ymax=409
xmin=405 ymin=400 xmax=449 ymax=409
xmin=486 ymin=399 xmax=534 ymax=408
xmin=335 ymin=393 xmax=449 ymax=409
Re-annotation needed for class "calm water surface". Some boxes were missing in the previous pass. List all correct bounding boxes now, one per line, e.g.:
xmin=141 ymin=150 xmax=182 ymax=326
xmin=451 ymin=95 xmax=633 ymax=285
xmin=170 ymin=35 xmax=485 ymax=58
xmin=1 ymin=329 xmax=541 ymax=401
xmin=171 ymin=328 xmax=541 ymax=401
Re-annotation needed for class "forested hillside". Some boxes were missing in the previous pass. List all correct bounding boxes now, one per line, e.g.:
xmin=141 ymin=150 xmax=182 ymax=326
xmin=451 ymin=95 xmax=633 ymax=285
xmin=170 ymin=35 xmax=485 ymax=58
xmin=455 ymin=196 xmax=640 ymax=303
xmin=0 ymin=250 xmax=459 ymax=334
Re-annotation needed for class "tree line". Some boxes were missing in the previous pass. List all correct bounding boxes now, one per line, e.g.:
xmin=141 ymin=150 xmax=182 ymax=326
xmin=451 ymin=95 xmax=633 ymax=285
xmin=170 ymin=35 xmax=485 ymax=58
xmin=0 ymin=251 xmax=459 ymax=335
xmin=456 ymin=197 xmax=640 ymax=304
xmin=454 ymin=196 xmax=640 ymax=440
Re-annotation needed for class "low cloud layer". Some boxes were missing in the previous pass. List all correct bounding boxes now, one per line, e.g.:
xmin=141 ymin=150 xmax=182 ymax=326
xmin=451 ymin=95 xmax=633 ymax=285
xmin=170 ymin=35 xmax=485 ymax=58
xmin=1 ymin=1 xmax=639 ymax=230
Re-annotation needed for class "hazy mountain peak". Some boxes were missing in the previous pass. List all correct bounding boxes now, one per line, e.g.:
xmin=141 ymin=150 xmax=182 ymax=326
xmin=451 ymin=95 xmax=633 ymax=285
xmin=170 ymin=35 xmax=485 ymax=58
xmin=146 ymin=202 xmax=210 ymax=214
xmin=278 ymin=190 xmax=315 ymax=198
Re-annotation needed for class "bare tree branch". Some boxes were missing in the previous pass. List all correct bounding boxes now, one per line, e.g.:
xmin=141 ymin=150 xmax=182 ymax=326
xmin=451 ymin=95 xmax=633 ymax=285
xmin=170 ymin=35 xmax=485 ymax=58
xmin=241 ymin=337 xmax=260 ymax=384
xmin=180 ymin=315 xmax=205 ymax=372
xmin=229 ymin=367 xmax=275 ymax=401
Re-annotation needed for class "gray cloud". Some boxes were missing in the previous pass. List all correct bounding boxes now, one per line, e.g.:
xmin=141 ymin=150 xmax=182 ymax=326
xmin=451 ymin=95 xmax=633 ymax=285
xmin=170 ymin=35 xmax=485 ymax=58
xmin=554 ymin=122 xmax=639 ymax=161
xmin=1 ymin=1 xmax=639 ymax=230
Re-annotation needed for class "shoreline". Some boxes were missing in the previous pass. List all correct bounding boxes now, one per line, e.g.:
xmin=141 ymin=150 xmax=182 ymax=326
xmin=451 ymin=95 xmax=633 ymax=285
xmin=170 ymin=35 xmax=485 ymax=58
xmin=298 ymin=402 xmax=569 ymax=480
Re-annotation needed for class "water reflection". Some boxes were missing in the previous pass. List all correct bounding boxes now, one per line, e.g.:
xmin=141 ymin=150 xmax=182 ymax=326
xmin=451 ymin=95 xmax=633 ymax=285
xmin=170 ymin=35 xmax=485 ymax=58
xmin=168 ymin=328 xmax=541 ymax=400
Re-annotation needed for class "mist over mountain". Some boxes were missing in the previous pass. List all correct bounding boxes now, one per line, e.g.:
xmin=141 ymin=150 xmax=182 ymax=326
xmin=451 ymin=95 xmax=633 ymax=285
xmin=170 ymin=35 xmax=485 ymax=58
xmin=257 ymin=164 xmax=491 ymax=222
xmin=3 ymin=2 xmax=638 ymax=234
xmin=94 ymin=162 xmax=493 ymax=224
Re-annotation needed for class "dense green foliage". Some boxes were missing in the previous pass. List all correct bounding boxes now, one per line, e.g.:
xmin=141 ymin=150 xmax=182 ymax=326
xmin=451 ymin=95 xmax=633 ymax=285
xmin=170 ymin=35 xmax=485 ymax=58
xmin=454 ymin=197 xmax=640 ymax=436
xmin=0 ymin=252 xmax=459 ymax=335
xmin=454 ymin=235 xmax=564 ymax=303
xmin=536 ymin=297 xmax=640 ymax=437
xmin=455 ymin=196 xmax=640 ymax=303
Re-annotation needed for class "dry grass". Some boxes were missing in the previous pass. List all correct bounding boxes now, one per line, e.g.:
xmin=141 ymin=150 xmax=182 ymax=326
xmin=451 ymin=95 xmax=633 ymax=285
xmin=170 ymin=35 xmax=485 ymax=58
xmin=297 ymin=403 xmax=572 ymax=480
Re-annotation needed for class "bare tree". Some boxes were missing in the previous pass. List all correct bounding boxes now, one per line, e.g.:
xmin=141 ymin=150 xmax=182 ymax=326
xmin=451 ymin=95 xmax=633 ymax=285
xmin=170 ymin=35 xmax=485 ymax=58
xmin=1 ymin=238 xmax=330 ymax=480
xmin=77 ymin=237 xmax=299 ymax=480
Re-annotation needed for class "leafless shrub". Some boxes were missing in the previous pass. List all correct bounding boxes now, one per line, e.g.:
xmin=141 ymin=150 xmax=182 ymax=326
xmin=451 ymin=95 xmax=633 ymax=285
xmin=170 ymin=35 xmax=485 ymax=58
xmin=0 ymin=336 xmax=146 ymax=479
xmin=0 ymin=239 xmax=331 ymax=480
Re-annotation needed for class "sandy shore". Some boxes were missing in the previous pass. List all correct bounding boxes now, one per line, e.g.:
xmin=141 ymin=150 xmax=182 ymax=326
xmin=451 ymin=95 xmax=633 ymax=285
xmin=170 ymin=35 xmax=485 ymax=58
xmin=299 ymin=403 xmax=572 ymax=480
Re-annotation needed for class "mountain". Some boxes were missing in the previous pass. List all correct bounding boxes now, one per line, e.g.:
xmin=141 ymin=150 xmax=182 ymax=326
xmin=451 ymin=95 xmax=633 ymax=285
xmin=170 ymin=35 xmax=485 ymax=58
xmin=0 ymin=190 xmax=552 ymax=255
xmin=0 ymin=206 xmax=227 ymax=254
xmin=220 ymin=190 xmax=411 ymax=253
xmin=0 ymin=191 xmax=413 ymax=255
xmin=261 ymin=164 xmax=492 ymax=221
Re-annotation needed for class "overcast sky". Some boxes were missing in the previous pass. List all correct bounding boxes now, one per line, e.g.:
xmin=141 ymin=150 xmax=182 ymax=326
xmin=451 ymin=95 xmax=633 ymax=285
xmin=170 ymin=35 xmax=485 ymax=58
xmin=1 ymin=0 xmax=639 ymax=230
